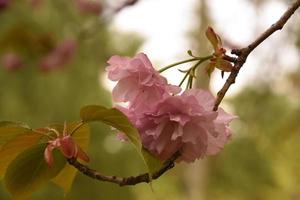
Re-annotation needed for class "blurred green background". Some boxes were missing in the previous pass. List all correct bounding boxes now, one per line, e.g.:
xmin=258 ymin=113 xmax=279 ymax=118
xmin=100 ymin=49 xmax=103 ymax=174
xmin=0 ymin=0 xmax=299 ymax=199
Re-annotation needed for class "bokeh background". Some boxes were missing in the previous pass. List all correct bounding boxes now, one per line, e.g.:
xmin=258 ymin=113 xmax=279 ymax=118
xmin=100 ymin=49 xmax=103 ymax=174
xmin=0 ymin=0 xmax=300 ymax=199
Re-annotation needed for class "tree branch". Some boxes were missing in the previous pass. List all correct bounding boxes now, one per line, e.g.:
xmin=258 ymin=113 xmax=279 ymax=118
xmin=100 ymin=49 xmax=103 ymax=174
xmin=67 ymin=150 xmax=180 ymax=186
xmin=213 ymin=0 xmax=300 ymax=111
xmin=114 ymin=0 xmax=139 ymax=13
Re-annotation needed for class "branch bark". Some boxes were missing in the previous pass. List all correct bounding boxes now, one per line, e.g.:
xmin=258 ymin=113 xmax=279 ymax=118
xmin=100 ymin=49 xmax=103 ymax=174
xmin=67 ymin=150 xmax=180 ymax=186
xmin=213 ymin=0 xmax=300 ymax=111
xmin=114 ymin=0 xmax=139 ymax=13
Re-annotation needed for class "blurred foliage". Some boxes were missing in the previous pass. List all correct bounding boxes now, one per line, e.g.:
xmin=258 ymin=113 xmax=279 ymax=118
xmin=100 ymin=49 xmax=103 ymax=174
xmin=200 ymin=0 xmax=300 ymax=199
xmin=207 ymin=86 xmax=300 ymax=199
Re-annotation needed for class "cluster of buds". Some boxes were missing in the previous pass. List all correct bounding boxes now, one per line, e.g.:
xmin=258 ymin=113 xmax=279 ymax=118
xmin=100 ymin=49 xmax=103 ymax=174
xmin=42 ymin=123 xmax=89 ymax=167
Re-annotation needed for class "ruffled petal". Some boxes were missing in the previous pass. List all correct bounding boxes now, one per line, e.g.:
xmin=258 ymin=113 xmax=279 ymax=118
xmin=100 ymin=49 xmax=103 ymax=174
xmin=112 ymin=77 xmax=139 ymax=102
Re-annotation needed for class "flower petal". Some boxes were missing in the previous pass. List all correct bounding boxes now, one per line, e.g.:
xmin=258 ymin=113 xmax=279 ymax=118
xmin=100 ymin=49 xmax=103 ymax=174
xmin=44 ymin=145 xmax=55 ymax=167
xmin=76 ymin=145 xmax=90 ymax=163
xmin=59 ymin=136 xmax=77 ymax=158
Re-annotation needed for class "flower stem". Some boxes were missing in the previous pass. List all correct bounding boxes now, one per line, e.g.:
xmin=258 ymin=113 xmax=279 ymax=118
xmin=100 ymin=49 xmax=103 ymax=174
xmin=158 ymin=55 xmax=212 ymax=73
xmin=178 ymin=57 xmax=211 ymax=88
xmin=70 ymin=121 xmax=85 ymax=136
xmin=179 ymin=70 xmax=190 ymax=87
xmin=158 ymin=58 xmax=199 ymax=73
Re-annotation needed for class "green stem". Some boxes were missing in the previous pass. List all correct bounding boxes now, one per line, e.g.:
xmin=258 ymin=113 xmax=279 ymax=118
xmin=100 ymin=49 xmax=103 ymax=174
xmin=186 ymin=75 xmax=193 ymax=90
xmin=158 ymin=58 xmax=199 ymax=73
xmin=179 ymin=70 xmax=190 ymax=87
xmin=70 ymin=121 xmax=85 ymax=136
xmin=178 ymin=57 xmax=211 ymax=88
xmin=158 ymin=55 xmax=212 ymax=73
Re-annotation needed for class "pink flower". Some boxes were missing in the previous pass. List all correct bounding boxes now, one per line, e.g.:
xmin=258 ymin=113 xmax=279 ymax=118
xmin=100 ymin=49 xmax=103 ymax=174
xmin=106 ymin=53 xmax=180 ymax=112
xmin=123 ymin=89 xmax=236 ymax=163
xmin=44 ymin=123 xmax=89 ymax=167
xmin=39 ymin=39 xmax=76 ymax=72
xmin=75 ymin=0 xmax=102 ymax=15
xmin=1 ymin=53 xmax=23 ymax=71
xmin=29 ymin=0 xmax=43 ymax=8
xmin=0 ymin=0 xmax=9 ymax=11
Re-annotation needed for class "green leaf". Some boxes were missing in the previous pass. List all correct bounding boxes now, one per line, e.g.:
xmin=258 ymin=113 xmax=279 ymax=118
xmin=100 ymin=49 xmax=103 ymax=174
xmin=52 ymin=122 xmax=90 ymax=195
xmin=80 ymin=105 xmax=162 ymax=176
xmin=80 ymin=105 xmax=141 ymax=149
xmin=0 ymin=121 xmax=32 ymax=148
xmin=142 ymin=149 xmax=163 ymax=175
xmin=0 ymin=132 xmax=41 ymax=178
xmin=206 ymin=26 xmax=220 ymax=51
xmin=0 ymin=121 xmax=42 ymax=177
xmin=4 ymin=143 xmax=66 ymax=199
xmin=0 ymin=121 xmax=29 ymax=128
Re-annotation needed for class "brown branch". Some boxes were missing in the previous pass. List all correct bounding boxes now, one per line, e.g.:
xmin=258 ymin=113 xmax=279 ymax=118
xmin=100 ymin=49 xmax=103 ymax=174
xmin=67 ymin=150 xmax=180 ymax=186
xmin=213 ymin=0 xmax=300 ymax=111
xmin=114 ymin=0 xmax=139 ymax=13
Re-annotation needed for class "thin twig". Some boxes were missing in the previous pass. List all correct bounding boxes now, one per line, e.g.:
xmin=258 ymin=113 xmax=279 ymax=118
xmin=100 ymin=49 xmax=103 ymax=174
xmin=67 ymin=151 xmax=181 ymax=186
xmin=115 ymin=0 xmax=139 ymax=13
xmin=70 ymin=121 xmax=85 ymax=136
xmin=213 ymin=0 xmax=300 ymax=111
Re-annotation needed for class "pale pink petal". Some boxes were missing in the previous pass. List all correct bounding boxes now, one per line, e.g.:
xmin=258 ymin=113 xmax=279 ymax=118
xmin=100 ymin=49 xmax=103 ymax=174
xmin=182 ymin=123 xmax=205 ymax=144
xmin=166 ymin=85 xmax=181 ymax=95
xmin=184 ymin=89 xmax=215 ymax=110
xmin=216 ymin=108 xmax=238 ymax=124
xmin=151 ymin=123 xmax=175 ymax=154
xmin=135 ymin=53 xmax=153 ymax=69
xmin=44 ymin=145 xmax=55 ymax=167
xmin=116 ymin=133 xmax=129 ymax=142
xmin=106 ymin=55 xmax=131 ymax=81
xmin=206 ymin=130 xmax=228 ymax=155
xmin=112 ymin=78 xmax=139 ymax=102
xmin=158 ymin=139 xmax=182 ymax=161
xmin=171 ymin=124 xmax=184 ymax=140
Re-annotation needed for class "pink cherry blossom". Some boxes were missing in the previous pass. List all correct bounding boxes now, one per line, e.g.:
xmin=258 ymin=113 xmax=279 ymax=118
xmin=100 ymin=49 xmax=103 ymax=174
xmin=39 ymin=39 xmax=76 ymax=72
xmin=75 ymin=0 xmax=102 ymax=15
xmin=44 ymin=123 xmax=89 ymax=167
xmin=106 ymin=53 xmax=180 ymax=112
xmin=1 ymin=53 xmax=23 ymax=71
xmin=0 ymin=0 xmax=9 ymax=11
xmin=121 ymin=89 xmax=236 ymax=163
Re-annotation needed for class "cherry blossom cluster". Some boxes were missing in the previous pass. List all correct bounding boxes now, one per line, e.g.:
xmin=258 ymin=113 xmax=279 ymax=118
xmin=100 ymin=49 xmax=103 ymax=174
xmin=106 ymin=53 xmax=236 ymax=163
xmin=1 ymin=39 xmax=76 ymax=72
